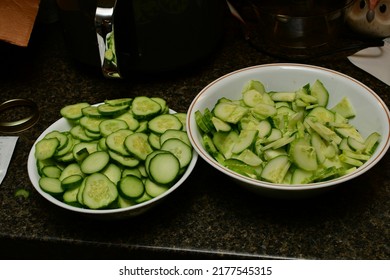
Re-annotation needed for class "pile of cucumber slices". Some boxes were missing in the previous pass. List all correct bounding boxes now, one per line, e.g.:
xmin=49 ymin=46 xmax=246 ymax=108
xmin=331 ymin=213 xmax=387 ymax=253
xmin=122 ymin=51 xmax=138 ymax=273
xmin=34 ymin=96 xmax=193 ymax=210
xmin=195 ymin=79 xmax=381 ymax=184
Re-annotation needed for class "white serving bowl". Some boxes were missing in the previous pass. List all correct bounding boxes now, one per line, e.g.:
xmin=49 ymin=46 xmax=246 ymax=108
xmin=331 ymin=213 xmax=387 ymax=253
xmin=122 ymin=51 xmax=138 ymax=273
xmin=187 ymin=63 xmax=390 ymax=198
xmin=28 ymin=109 xmax=198 ymax=219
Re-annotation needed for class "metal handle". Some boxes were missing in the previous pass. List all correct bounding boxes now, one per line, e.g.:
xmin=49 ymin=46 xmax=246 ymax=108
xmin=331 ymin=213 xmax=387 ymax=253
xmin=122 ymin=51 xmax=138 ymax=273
xmin=95 ymin=0 xmax=121 ymax=78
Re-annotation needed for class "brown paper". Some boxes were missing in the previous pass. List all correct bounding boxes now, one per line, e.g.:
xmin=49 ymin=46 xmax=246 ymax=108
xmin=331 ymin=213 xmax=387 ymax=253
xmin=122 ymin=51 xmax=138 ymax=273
xmin=0 ymin=0 xmax=41 ymax=47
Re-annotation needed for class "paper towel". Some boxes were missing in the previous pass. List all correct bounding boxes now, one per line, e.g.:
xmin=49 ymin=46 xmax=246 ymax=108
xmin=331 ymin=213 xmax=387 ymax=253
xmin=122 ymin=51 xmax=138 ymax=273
xmin=0 ymin=0 xmax=41 ymax=47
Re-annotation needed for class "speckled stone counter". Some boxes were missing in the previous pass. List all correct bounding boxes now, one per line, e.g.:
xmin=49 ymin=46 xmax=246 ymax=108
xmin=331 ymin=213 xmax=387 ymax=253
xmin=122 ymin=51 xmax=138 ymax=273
xmin=0 ymin=14 xmax=389 ymax=260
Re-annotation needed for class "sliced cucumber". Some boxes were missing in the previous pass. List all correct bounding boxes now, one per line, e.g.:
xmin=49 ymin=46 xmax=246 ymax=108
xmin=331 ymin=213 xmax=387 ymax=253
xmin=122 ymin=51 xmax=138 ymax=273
xmin=60 ymin=102 xmax=90 ymax=120
xmin=97 ymin=103 xmax=129 ymax=116
xmin=124 ymin=132 xmax=153 ymax=161
xmin=35 ymin=138 xmax=60 ymax=160
xmin=195 ymin=79 xmax=381 ymax=185
xmin=149 ymin=152 xmax=180 ymax=185
xmin=232 ymin=129 xmax=258 ymax=154
xmin=160 ymin=138 xmax=193 ymax=169
xmin=105 ymin=97 xmax=132 ymax=106
xmin=79 ymin=116 xmax=104 ymax=134
xmin=105 ymin=129 xmax=133 ymax=156
xmin=102 ymin=163 xmax=122 ymax=185
xmin=61 ymin=174 xmax=84 ymax=190
xmin=115 ymin=112 xmax=140 ymax=131
xmin=261 ymin=155 xmax=291 ymax=184
xmin=82 ymin=173 xmax=118 ymax=209
xmin=148 ymin=114 xmax=182 ymax=134
xmin=330 ymin=97 xmax=355 ymax=119
xmin=118 ymin=175 xmax=144 ymax=199
xmin=80 ymin=151 xmax=110 ymax=174
xmin=41 ymin=165 xmax=62 ymax=178
xmin=108 ymin=150 xmax=140 ymax=168
xmin=131 ymin=96 xmax=161 ymax=120
xmin=99 ymin=119 xmax=129 ymax=137
xmin=290 ymin=137 xmax=318 ymax=171
xmin=145 ymin=178 xmax=169 ymax=197
xmin=39 ymin=177 xmax=64 ymax=195
xmin=44 ymin=131 xmax=69 ymax=150
xmin=310 ymin=79 xmax=329 ymax=107
xmin=160 ymin=129 xmax=191 ymax=146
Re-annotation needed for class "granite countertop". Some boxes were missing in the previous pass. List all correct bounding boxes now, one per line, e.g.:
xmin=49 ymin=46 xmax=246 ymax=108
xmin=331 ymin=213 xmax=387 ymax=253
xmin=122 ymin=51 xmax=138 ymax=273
xmin=0 ymin=12 xmax=389 ymax=260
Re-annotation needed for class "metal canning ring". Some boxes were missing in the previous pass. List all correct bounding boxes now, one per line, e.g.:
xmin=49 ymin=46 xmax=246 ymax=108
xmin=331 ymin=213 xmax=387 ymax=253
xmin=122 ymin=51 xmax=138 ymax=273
xmin=0 ymin=99 xmax=40 ymax=133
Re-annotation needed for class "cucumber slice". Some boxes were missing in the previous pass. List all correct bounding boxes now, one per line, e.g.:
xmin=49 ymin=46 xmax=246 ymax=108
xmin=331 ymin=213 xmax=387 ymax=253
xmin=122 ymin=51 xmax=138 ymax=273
xmin=145 ymin=178 xmax=169 ymax=198
xmin=330 ymin=97 xmax=355 ymax=119
xmin=213 ymin=102 xmax=237 ymax=122
xmin=195 ymin=110 xmax=210 ymax=133
xmin=39 ymin=177 xmax=64 ymax=195
xmin=118 ymin=175 xmax=145 ymax=199
xmin=63 ymin=185 xmax=81 ymax=205
xmin=224 ymin=158 xmax=259 ymax=179
xmin=173 ymin=113 xmax=187 ymax=131
xmin=70 ymin=125 xmax=96 ymax=142
xmin=131 ymin=96 xmax=161 ymax=120
xmin=310 ymin=79 xmax=329 ymax=107
xmin=115 ymin=112 xmax=140 ymax=131
xmin=60 ymin=102 xmax=90 ymax=120
xmin=149 ymin=152 xmax=180 ymax=185
xmin=61 ymin=174 xmax=84 ymax=190
xmin=261 ymin=155 xmax=291 ymax=184
xmin=102 ymin=163 xmax=122 ymax=185
xmin=108 ymin=150 xmax=140 ymax=168
xmin=212 ymin=130 xmax=239 ymax=159
xmin=160 ymin=138 xmax=193 ymax=169
xmin=122 ymin=168 xmax=142 ymax=179
xmin=232 ymin=129 xmax=258 ymax=154
xmin=72 ymin=141 xmax=98 ymax=162
xmin=306 ymin=107 xmax=335 ymax=124
xmin=241 ymin=80 xmax=266 ymax=94
xmin=151 ymin=97 xmax=168 ymax=114
xmin=35 ymin=138 xmax=60 ymax=160
xmin=290 ymin=138 xmax=318 ymax=171
xmin=160 ymin=129 xmax=191 ymax=146
xmin=105 ymin=129 xmax=133 ymax=156
xmin=291 ymin=168 xmax=314 ymax=184
xmin=243 ymin=89 xmax=274 ymax=107
xmin=124 ymin=132 xmax=153 ymax=161
xmin=44 ymin=131 xmax=69 ymax=150
xmin=79 ymin=116 xmax=104 ymax=133
xmin=81 ymin=106 xmax=104 ymax=118
xmin=97 ymin=103 xmax=129 ymax=116
xmin=251 ymin=103 xmax=277 ymax=118
xmin=55 ymin=134 xmax=75 ymax=157
xmin=364 ymin=132 xmax=381 ymax=155
xmin=82 ymin=173 xmax=118 ymax=209
xmin=148 ymin=132 xmax=161 ymax=150
xmin=105 ymin=98 xmax=132 ymax=107
xmin=41 ymin=165 xmax=62 ymax=178
xmin=59 ymin=162 xmax=83 ymax=181
xmin=232 ymin=149 xmax=263 ymax=166
xmin=80 ymin=151 xmax=110 ymax=174
xmin=99 ymin=119 xmax=129 ymax=137
xmin=270 ymin=91 xmax=296 ymax=102
xmin=148 ymin=114 xmax=183 ymax=134
xmin=202 ymin=134 xmax=219 ymax=157
xmin=211 ymin=116 xmax=231 ymax=132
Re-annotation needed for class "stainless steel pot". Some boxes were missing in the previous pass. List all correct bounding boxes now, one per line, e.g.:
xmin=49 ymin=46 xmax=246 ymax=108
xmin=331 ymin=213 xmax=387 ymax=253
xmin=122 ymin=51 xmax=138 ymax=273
xmin=57 ymin=0 xmax=226 ymax=78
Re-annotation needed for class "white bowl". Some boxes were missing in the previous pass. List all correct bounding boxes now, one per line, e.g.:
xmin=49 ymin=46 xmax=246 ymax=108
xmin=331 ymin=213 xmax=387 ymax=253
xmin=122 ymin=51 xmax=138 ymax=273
xmin=28 ymin=109 xmax=198 ymax=219
xmin=187 ymin=63 xmax=390 ymax=198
